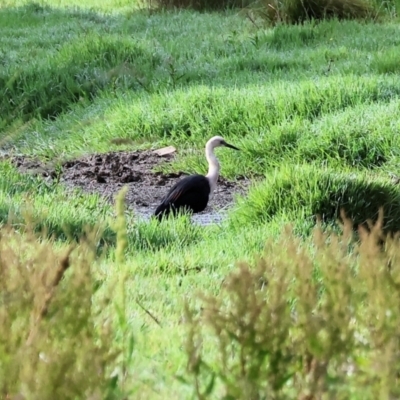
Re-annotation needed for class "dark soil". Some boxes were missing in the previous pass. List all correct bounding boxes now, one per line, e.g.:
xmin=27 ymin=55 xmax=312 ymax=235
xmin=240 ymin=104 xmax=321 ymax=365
xmin=6 ymin=150 xmax=250 ymax=222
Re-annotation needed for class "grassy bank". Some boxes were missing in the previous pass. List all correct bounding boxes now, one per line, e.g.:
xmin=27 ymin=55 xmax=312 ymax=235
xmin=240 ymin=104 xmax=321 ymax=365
xmin=2 ymin=0 xmax=400 ymax=398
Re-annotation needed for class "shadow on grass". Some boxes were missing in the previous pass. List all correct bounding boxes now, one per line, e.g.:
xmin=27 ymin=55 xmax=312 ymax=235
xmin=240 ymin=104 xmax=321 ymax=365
xmin=231 ymin=164 xmax=400 ymax=235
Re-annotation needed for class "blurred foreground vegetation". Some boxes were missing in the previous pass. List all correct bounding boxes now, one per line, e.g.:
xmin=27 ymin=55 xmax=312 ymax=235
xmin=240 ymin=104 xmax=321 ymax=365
xmin=3 ymin=205 xmax=400 ymax=398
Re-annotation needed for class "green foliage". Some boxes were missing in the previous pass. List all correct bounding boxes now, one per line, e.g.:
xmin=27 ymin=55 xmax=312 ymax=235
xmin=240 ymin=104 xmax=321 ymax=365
xmin=185 ymin=214 xmax=400 ymax=399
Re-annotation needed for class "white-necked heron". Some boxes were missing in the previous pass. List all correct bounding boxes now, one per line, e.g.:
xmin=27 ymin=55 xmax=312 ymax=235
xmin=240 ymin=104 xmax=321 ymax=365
xmin=154 ymin=135 xmax=240 ymax=220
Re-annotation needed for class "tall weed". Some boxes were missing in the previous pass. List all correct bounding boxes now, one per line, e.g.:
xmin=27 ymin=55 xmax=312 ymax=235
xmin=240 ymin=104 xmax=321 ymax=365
xmin=0 ymin=223 xmax=121 ymax=399
xmin=185 ymin=211 xmax=400 ymax=399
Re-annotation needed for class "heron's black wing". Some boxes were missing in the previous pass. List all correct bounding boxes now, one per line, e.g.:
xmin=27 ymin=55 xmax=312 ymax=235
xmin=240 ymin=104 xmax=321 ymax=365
xmin=161 ymin=175 xmax=209 ymax=202
xmin=155 ymin=175 xmax=210 ymax=217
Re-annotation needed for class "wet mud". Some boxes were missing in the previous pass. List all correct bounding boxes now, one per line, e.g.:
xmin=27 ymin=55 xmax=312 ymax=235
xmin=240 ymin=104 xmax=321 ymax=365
xmin=6 ymin=150 xmax=250 ymax=225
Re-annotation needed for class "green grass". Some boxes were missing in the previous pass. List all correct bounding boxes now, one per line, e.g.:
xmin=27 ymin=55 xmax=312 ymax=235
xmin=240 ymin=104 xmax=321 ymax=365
xmin=0 ymin=160 xmax=115 ymax=242
xmin=2 ymin=0 xmax=400 ymax=398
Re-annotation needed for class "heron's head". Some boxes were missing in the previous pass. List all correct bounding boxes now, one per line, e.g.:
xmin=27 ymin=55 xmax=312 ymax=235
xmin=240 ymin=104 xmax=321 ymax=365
xmin=207 ymin=135 xmax=240 ymax=151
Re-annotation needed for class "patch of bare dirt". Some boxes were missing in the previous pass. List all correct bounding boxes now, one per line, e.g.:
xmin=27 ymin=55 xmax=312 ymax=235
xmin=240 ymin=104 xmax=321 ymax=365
xmin=7 ymin=150 xmax=249 ymax=221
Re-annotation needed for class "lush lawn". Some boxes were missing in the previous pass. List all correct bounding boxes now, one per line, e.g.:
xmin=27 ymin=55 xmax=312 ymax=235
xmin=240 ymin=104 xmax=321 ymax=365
xmin=2 ymin=0 xmax=400 ymax=398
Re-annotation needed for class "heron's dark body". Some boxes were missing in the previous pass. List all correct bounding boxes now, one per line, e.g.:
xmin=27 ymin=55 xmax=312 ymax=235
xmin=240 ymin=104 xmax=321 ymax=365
xmin=154 ymin=174 xmax=211 ymax=220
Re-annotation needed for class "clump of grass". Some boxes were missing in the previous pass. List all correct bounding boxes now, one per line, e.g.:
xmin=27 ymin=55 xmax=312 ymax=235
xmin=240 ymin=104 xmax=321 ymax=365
xmin=371 ymin=47 xmax=400 ymax=74
xmin=231 ymin=164 xmax=400 ymax=234
xmin=295 ymin=100 xmax=400 ymax=170
xmin=0 ymin=161 xmax=116 ymax=245
xmin=128 ymin=214 xmax=203 ymax=254
xmin=185 ymin=211 xmax=400 ymax=399
xmin=1 ymin=33 xmax=159 ymax=128
xmin=0 ymin=222 xmax=121 ymax=399
xmin=246 ymin=0 xmax=379 ymax=24
xmin=298 ymin=124 xmax=390 ymax=168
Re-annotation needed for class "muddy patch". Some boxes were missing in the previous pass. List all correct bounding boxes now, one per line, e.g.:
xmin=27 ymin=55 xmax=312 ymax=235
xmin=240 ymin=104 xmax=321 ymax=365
xmin=6 ymin=150 xmax=249 ymax=225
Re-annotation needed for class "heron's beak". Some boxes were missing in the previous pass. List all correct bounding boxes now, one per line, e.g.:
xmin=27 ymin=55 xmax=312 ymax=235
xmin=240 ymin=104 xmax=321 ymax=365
xmin=223 ymin=142 xmax=240 ymax=151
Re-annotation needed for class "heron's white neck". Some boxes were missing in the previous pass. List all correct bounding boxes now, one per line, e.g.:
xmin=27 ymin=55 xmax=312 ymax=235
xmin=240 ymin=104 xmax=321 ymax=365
xmin=205 ymin=143 xmax=220 ymax=199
